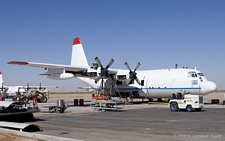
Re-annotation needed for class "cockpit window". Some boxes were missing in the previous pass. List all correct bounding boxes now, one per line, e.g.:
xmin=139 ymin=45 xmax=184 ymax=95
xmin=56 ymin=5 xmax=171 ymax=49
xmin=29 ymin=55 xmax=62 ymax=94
xmin=188 ymin=71 xmax=197 ymax=77
xmin=197 ymin=73 xmax=204 ymax=76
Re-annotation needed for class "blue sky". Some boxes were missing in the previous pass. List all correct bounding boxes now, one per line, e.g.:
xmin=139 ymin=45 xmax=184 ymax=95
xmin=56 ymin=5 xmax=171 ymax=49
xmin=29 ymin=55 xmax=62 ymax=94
xmin=0 ymin=0 xmax=225 ymax=91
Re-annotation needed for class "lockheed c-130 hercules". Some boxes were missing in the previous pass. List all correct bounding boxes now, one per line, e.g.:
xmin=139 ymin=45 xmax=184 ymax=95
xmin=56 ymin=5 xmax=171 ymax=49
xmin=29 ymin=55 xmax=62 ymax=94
xmin=7 ymin=37 xmax=217 ymax=101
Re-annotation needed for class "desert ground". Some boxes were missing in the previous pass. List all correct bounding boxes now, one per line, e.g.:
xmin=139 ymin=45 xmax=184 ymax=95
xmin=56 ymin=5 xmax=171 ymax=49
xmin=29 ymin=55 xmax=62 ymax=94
xmin=0 ymin=91 xmax=224 ymax=141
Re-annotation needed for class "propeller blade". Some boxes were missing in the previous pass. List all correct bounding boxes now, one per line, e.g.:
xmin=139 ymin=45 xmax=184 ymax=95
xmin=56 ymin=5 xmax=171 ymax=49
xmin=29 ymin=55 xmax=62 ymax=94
xmin=126 ymin=78 xmax=131 ymax=86
xmin=101 ymin=79 xmax=104 ymax=89
xmin=39 ymin=83 xmax=42 ymax=90
xmin=106 ymin=59 xmax=114 ymax=69
xmin=107 ymin=76 xmax=113 ymax=84
xmin=135 ymin=78 xmax=141 ymax=85
xmin=95 ymin=75 xmax=102 ymax=84
xmin=125 ymin=62 xmax=131 ymax=71
xmin=134 ymin=62 xmax=140 ymax=72
xmin=95 ymin=57 xmax=102 ymax=68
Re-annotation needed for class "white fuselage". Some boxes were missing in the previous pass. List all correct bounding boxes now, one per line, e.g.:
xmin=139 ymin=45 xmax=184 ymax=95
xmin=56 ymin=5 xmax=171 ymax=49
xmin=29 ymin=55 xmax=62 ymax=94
xmin=78 ymin=68 xmax=217 ymax=99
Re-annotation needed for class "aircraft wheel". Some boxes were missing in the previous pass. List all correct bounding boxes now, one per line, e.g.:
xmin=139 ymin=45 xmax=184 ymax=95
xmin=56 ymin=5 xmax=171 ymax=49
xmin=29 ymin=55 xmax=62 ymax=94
xmin=157 ymin=98 xmax=162 ymax=102
xmin=186 ymin=105 xmax=193 ymax=112
xmin=37 ymin=99 xmax=41 ymax=103
xmin=57 ymin=108 xmax=63 ymax=113
xmin=148 ymin=98 xmax=153 ymax=102
xmin=170 ymin=103 xmax=178 ymax=112
xmin=61 ymin=108 xmax=65 ymax=113
xmin=40 ymin=96 xmax=48 ymax=103
xmin=19 ymin=96 xmax=24 ymax=103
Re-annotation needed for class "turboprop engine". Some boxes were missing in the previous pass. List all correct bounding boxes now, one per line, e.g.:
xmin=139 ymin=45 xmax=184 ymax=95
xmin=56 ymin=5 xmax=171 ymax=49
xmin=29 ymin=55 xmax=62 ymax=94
xmin=47 ymin=72 xmax=74 ymax=80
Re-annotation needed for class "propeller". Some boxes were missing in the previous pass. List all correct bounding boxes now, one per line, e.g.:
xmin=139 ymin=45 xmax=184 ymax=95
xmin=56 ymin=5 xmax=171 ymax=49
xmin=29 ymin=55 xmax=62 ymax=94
xmin=125 ymin=62 xmax=141 ymax=86
xmin=94 ymin=57 xmax=114 ymax=84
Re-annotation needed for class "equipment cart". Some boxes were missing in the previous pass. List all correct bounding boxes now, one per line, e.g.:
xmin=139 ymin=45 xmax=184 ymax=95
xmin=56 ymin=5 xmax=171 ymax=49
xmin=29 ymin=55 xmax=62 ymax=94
xmin=90 ymin=100 xmax=123 ymax=111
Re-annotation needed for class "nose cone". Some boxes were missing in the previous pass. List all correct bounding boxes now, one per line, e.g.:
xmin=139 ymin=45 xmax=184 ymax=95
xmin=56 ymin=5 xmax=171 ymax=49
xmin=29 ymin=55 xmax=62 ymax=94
xmin=201 ymin=81 xmax=217 ymax=95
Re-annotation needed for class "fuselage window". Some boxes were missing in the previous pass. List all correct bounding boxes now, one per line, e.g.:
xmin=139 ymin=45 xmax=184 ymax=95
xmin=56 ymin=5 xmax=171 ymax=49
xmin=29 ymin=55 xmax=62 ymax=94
xmin=197 ymin=73 xmax=204 ymax=77
xmin=192 ymin=80 xmax=198 ymax=85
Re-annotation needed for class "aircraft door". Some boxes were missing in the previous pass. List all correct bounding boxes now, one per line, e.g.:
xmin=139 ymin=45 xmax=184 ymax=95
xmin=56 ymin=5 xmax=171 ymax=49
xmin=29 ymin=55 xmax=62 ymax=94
xmin=143 ymin=78 xmax=150 ymax=98
xmin=191 ymin=79 xmax=200 ymax=94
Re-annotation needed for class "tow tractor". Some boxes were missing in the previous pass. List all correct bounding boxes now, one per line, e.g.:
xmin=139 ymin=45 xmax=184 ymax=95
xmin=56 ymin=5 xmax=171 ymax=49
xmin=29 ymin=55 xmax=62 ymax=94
xmin=16 ymin=88 xmax=49 ymax=103
xmin=169 ymin=94 xmax=204 ymax=112
xmin=8 ymin=83 xmax=50 ymax=103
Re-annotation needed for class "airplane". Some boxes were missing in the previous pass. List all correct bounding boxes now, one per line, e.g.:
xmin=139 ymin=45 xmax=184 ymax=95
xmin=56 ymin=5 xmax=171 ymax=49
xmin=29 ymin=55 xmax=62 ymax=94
xmin=7 ymin=37 xmax=217 ymax=101
xmin=0 ymin=71 xmax=26 ymax=98
xmin=0 ymin=71 xmax=58 ymax=99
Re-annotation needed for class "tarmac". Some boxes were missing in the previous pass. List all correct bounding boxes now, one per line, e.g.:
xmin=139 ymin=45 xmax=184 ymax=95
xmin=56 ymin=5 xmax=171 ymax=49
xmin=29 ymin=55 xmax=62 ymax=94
xmin=0 ymin=91 xmax=225 ymax=141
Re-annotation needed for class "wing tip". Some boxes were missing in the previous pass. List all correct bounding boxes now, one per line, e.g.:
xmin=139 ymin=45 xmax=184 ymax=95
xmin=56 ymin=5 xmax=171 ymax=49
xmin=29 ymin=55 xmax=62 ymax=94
xmin=73 ymin=37 xmax=81 ymax=45
xmin=7 ymin=61 xmax=29 ymax=65
xmin=39 ymin=74 xmax=51 ymax=76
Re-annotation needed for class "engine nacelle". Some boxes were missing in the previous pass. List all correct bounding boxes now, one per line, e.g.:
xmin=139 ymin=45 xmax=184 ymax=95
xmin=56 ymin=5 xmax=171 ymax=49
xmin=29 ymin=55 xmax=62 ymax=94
xmin=47 ymin=73 xmax=74 ymax=80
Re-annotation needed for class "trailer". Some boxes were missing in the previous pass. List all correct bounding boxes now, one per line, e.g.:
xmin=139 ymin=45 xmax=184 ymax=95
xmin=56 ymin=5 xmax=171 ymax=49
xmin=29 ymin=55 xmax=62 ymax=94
xmin=90 ymin=100 xmax=123 ymax=111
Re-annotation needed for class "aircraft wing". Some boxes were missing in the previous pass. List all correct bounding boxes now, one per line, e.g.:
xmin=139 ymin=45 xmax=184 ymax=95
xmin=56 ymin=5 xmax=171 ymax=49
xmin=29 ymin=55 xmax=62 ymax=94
xmin=7 ymin=61 xmax=88 ymax=72
xmin=7 ymin=61 xmax=118 ymax=78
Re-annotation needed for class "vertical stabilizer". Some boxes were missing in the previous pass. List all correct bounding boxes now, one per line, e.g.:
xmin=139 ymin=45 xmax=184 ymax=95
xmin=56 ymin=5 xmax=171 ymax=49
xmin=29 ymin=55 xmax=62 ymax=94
xmin=0 ymin=72 xmax=3 ymax=85
xmin=71 ymin=37 xmax=89 ymax=67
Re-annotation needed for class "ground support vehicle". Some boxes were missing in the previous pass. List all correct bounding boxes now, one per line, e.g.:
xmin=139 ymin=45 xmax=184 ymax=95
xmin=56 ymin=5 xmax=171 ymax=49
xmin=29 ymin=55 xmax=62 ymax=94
xmin=15 ymin=89 xmax=50 ymax=103
xmin=169 ymin=94 xmax=204 ymax=112
xmin=90 ymin=100 xmax=123 ymax=111
xmin=49 ymin=99 xmax=68 ymax=113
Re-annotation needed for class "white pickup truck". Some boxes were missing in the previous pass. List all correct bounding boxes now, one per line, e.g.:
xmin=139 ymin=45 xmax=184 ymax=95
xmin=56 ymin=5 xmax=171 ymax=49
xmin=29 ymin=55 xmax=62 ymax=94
xmin=169 ymin=95 xmax=204 ymax=112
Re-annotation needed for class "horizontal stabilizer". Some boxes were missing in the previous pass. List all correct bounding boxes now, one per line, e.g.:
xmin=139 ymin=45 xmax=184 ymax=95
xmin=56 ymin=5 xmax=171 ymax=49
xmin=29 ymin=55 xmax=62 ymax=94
xmin=7 ymin=61 xmax=29 ymax=65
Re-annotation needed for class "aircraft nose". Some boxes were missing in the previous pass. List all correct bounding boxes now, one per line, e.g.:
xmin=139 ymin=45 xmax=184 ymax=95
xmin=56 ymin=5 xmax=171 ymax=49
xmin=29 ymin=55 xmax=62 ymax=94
xmin=201 ymin=81 xmax=217 ymax=95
